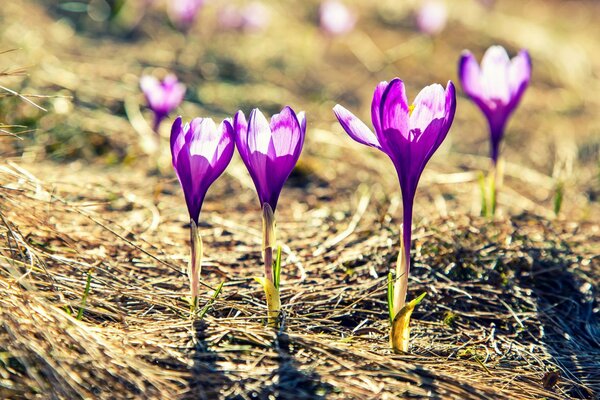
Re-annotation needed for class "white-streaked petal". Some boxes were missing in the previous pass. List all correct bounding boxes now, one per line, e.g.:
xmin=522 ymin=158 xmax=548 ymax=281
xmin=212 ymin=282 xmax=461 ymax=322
xmin=333 ymin=104 xmax=381 ymax=149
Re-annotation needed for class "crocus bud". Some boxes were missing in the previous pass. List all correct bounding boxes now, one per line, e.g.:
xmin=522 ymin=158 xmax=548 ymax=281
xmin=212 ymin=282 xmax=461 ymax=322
xmin=334 ymin=78 xmax=456 ymax=351
xmin=234 ymin=106 xmax=306 ymax=328
xmin=233 ymin=106 xmax=306 ymax=211
xmin=319 ymin=0 xmax=356 ymax=36
xmin=141 ymin=74 xmax=186 ymax=132
xmin=458 ymin=45 xmax=531 ymax=164
xmin=416 ymin=0 xmax=447 ymax=36
xmin=170 ymin=116 xmax=235 ymax=224
xmin=168 ymin=0 xmax=204 ymax=30
xmin=171 ymin=116 xmax=234 ymax=308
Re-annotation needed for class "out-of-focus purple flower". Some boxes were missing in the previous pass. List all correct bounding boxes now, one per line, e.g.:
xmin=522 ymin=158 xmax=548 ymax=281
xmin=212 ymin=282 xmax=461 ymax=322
xmin=170 ymin=116 xmax=235 ymax=223
xmin=319 ymin=0 xmax=356 ymax=36
xmin=459 ymin=45 xmax=531 ymax=163
xmin=168 ymin=0 xmax=204 ymax=30
xmin=217 ymin=2 xmax=271 ymax=33
xmin=334 ymin=78 xmax=455 ymax=320
xmin=233 ymin=107 xmax=306 ymax=211
xmin=416 ymin=0 xmax=447 ymax=36
xmin=141 ymin=74 xmax=186 ymax=131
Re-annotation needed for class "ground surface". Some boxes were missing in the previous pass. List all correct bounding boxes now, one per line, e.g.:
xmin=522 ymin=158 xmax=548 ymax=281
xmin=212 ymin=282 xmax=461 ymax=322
xmin=1 ymin=0 xmax=599 ymax=399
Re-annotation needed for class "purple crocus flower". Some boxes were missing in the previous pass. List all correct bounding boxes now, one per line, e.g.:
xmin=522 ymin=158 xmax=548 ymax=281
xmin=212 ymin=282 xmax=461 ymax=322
xmin=168 ymin=0 xmax=204 ymax=30
xmin=171 ymin=116 xmax=234 ymax=306
xmin=171 ymin=116 xmax=235 ymax=223
xmin=458 ymin=46 xmax=531 ymax=164
xmin=334 ymin=78 xmax=456 ymax=350
xmin=234 ymin=106 xmax=305 ymax=326
xmin=140 ymin=74 xmax=186 ymax=132
xmin=319 ymin=0 xmax=356 ymax=37
xmin=416 ymin=0 xmax=447 ymax=36
xmin=233 ymin=107 xmax=306 ymax=211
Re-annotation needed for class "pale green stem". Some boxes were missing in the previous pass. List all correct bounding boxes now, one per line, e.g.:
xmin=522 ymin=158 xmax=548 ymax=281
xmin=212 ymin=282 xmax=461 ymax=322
xmin=189 ymin=219 xmax=203 ymax=312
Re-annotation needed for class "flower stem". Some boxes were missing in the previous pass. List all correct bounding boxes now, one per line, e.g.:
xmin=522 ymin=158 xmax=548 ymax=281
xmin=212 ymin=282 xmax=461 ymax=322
xmin=260 ymin=203 xmax=280 ymax=327
xmin=189 ymin=219 xmax=203 ymax=314
xmin=392 ymin=199 xmax=413 ymax=319
xmin=262 ymin=203 xmax=276 ymax=282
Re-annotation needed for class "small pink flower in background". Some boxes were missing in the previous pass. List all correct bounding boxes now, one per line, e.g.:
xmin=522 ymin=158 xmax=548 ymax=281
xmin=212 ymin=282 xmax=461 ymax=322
xmin=217 ymin=2 xmax=271 ymax=33
xmin=319 ymin=0 xmax=356 ymax=36
xmin=416 ymin=0 xmax=447 ymax=36
xmin=140 ymin=74 xmax=186 ymax=132
xmin=168 ymin=0 xmax=204 ymax=30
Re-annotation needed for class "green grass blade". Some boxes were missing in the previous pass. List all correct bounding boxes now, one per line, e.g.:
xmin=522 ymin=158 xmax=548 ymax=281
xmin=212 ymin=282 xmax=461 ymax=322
xmin=76 ymin=269 xmax=93 ymax=321
xmin=198 ymin=281 xmax=224 ymax=320
xmin=273 ymin=245 xmax=282 ymax=290
xmin=387 ymin=272 xmax=394 ymax=325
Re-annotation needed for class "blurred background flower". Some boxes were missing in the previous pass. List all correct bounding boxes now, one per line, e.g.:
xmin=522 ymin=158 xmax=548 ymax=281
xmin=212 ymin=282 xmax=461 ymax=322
xmin=415 ymin=0 xmax=447 ymax=36
xmin=319 ymin=0 xmax=356 ymax=36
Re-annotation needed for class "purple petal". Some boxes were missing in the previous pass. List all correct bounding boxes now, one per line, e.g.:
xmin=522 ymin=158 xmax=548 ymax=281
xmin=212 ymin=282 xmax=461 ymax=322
xmin=269 ymin=106 xmax=302 ymax=157
xmin=297 ymin=111 xmax=307 ymax=135
xmin=248 ymin=108 xmax=273 ymax=155
xmin=333 ymin=104 xmax=381 ymax=149
xmin=379 ymin=78 xmax=410 ymax=146
xmin=508 ymin=49 xmax=531 ymax=107
xmin=458 ymin=51 xmax=483 ymax=100
xmin=170 ymin=116 xmax=185 ymax=165
xmin=409 ymin=83 xmax=447 ymax=136
xmin=371 ymin=81 xmax=389 ymax=136
xmin=480 ymin=45 xmax=511 ymax=105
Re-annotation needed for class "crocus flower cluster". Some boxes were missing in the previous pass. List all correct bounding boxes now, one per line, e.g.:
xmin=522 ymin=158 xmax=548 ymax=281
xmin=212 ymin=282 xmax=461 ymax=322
xmin=171 ymin=106 xmax=305 ymax=323
xmin=165 ymin=43 xmax=530 ymax=351
xmin=140 ymin=74 xmax=186 ymax=132
xmin=334 ymin=79 xmax=456 ymax=352
xmin=319 ymin=0 xmax=356 ymax=37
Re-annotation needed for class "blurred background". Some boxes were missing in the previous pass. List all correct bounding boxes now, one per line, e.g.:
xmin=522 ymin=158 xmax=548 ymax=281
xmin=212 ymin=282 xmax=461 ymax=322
xmin=0 ymin=0 xmax=599 ymax=222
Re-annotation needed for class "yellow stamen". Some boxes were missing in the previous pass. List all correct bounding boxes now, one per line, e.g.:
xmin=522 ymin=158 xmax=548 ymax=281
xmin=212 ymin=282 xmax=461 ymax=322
xmin=408 ymin=104 xmax=415 ymax=116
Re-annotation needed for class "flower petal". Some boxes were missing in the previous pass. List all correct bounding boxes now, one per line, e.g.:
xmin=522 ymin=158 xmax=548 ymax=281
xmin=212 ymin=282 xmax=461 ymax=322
xmin=270 ymin=106 xmax=302 ymax=157
xmin=297 ymin=111 xmax=307 ymax=134
xmin=481 ymin=45 xmax=511 ymax=104
xmin=379 ymin=78 xmax=410 ymax=143
xmin=170 ymin=116 xmax=185 ymax=165
xmin=458 ymin=51 xmax=483 ymax=99
xmin=248 ymin=108 xmax=273 ymax=156
xmin=333 ymin=104 xmax=381 ymax=149
xmin=371 ymin=81 xmax=389 ymax=136
xmin=508 ymin=49 xmax=531 ymax=107
xmin=409 ymin=83 xmax=447 ymax=137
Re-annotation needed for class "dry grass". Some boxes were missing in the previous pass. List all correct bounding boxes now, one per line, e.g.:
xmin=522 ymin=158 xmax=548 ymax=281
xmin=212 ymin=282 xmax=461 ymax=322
xmin=1 ymin=0 xmax=599 ymax=399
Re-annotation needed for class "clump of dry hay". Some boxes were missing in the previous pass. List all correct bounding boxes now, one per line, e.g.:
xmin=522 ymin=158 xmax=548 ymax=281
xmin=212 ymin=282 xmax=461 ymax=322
xmin=0 ymin=161 xmax=597 ymax=399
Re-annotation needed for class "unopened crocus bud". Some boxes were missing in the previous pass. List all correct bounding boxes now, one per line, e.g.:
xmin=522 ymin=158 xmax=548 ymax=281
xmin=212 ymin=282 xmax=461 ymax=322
xmin=458 ymin=45 xmax=531 ymax=164
xmin=141 ymin=74 xmax=186 ymax=132
xmin=171 ymin=116 xmax=234 ymax=307
xmin=234 ymin=106 xmax=306 ymax=327
xmin=416 ymin=0 xmax=447 ymax=36
xmin=168 ymin=0 xmax=204 ymax=30
xmin=319 ymin=0 xmax=356 ymax=36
